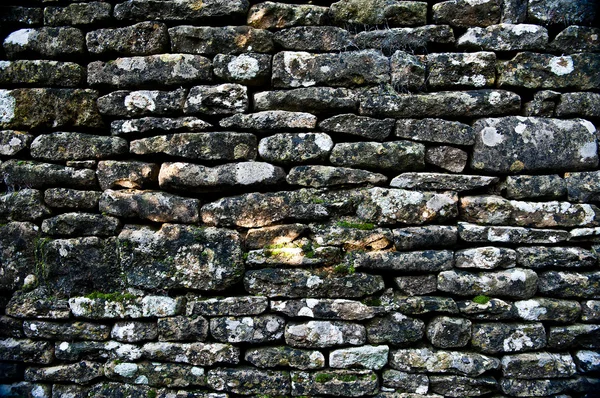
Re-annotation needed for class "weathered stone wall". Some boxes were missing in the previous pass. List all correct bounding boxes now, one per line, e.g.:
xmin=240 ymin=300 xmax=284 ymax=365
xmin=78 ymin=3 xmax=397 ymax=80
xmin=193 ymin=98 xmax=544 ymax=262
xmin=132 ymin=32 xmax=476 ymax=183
xmin=1 ymin=0 xmax=600 ymax=396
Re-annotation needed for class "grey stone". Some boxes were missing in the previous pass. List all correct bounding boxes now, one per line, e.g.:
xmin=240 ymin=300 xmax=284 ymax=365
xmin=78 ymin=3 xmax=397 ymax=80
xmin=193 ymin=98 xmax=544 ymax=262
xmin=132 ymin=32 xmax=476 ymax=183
xmin=330 ymin=0 xmax=427 ymax=26
xmin=319 ymin=114 xmax=394 ymax=141
xmin=395 ymin=275 xmax=437 ymax=296
xmin=517 ymin=246 xmax=596 ymax=269
xmin=538 ymin=271 xmax=600 ymax=298
xmin=246 ymin=244 xmax=340 ymax=267
xmin=570 ymin=227 xmax=600 ymax=241
xmin=438 ymin=268 xmax=538 ymax=299
xmin=0 ymin=338 xmax=54 ymax=364
xmin=290 ymin=370 xmax=379 ymax=397
xmin=556 ymin=92 xmax=600 ymax=118
xmin=246 ymin=268 xmax=384 ymax=298
xmin=457 ymin=23 xmax=548 ymax=51
xmin=213 ymin=53 xmax=271 ymax=86
xmin=425 ymin=146 xmax=468 ymax=173
xmin=506 ymin=174 xmax=566 ymax=199
xmin=433 ymin=0 xmax=501 ymax=27
xmin=390 ymin=348 xmax=500 ymax=376
xmin=427 ymin=52 xmax=496 ymax=88
xmin=24 ymin=320 xmax=109 ymax=341
xmin=552 ymin=26 xmax=600 ymax=53
xmin=184 ymin=84 xmax=248 ymax=115
xmin=41 ymin=213 xmax=120 ymax=237
xmin=0 ymin=7 xmax=42 ymax=26
xmin=391 ymin=173 xmax=497 ymax=192
xmin=208 ymin=367 xmax=290 ymax=395
xmin=44 ymin=188 xmax=100 ymax=210
xmin=455 ymin=247 xmax=516 ymax=270
xmin=361 ymin=89 xmax=520 ymax=118
xmin=390 ymin=50 xmax=425 ymax=92
xmin=245 ymin=346 xmax=324 ymax=370
xmin=159 ymin=161 xmax=285 ymax=192
xmin=259 ymin=133 xmax=332 ymax=164
xmin=395 ymin=118 xmax=474 ymax=145
xmin=382 ymin=370 xmax=429 ymax=393
xmin=31 ymin=132 xmax=127 ymax=162
xmin=471 ymin=117 xmax=598 ymax=173
xmin=514 ymin=298 xmax=581 ymax=323
xmin=354 ymin=25 xmax=455 ymax=53
xmin=54 ymin=340 xmax=142 ymax=362
xmin=158 ymin=315 xmax=208 ymax=342
xmin=201 ymin=188 xmax=361 ymax=228
xmin=0 ymin=189 xmax=51 ymax=222
xmin=111 ymin=117 xmax=212 ymax=136
xmin=97 ymin=161 xmax=158 ymax=191
xmin=130 ymin=132 xmax=257 ymax=161
xmin=246 ymin=224 xmax=307 ymax=250
xmin=388 ymin=295 xmax=459 ymax=315
xmin=100 ymin=190 xmax=200 ymax=223
xmin=0 ymin=160 xmax=96 ymax=190
xmin=287 ymin=165 xmax=387 ymax=188
xmin=0 ymin=316 xmax=23 ymax=338
xmin=273 ymin=26 xmax=352 ymax=51
xmin=248 ymin=2 xmax=328 ymax=29
xmin=114 ymin=0 xmax=249 ymax=22
xmin=461 ymin=195 xmax=600 ymax=228
xmin=210 ymin=315 xmax=285 ymax=343
xmin=522 ymin=89 xmax=561 ymax=116
xmin=310 ymin=222 xmax=393 ymax=251
xmin=68 ymin=295 xmax=180 ymax=320
xmin=502 ymin=352 xmax=576 ymax=379
xmin=330 ymin=141 xmax=425 ymax=172
xmin=44 ymin=2 xmax=111 ymax=26
xmin=118 ymin=224 xmax=243 ymax=291
xmin=356 ymin=187 xmax=458 ymax=225
xmin=0 ymin=60 xmax=85 ymax=87
xmin=254 ymin=87 xmax=357 ymax=114
xmin=471 ymin=322 xmax=547 ymax=354
xmin=458 ymin=222 xmax=570 ymax=244
xmin=393 ymin=226 xmax=457 ymax=250
xmin=575 ymin=350 xmax=600 ymax=372
xmin=88 ymin=54 xmax=212 ymax=88
xmin=457 ymin=298 xmax=518 ymax=321
xmin=582 ymin=300 xmax=600 ymax=322
xmin=429 ymin=375 xmax=498 ymax=397
xmin=6 ymin=287 xmax=69 ymax=320
xmin=548 ymin=324 xmax=600 ymax=349
xmin=501 ymin=0 xmax=528 ymax=23
xmin=25 ymin=361 xmax=103 ymax=384
xmin=0 ymin=88 xmax=103 ymax=129
xmin=347 ymin=250 xmax=453 ymax=272
xmin=86 ymin=22 xmax=169 ymax=56
xmin=527 ymin=0 xmax=598 ymax=26
xmin=500 ymin=378 xmax=571 ymax=397
xmin=104 ymin=361 xmax=205 ymax=388
xmin=272 ymin=50 xmax=390 ymax=88
xmin=111 ymin=321 xmax=158 ymax=343
xmin=330 ymin=345 xmax=389 ymax=370
xmin=272 ymin=299 xmax=377 ymax=321
xmin=498 ymin=52 xmax=600 ymax=90
xmin=426 ymin=316 xmax=471 ymax=348
xmin=221 ymin=111 xmax=316 ymax=132
xmin=3 ymin=27 xmax=84 ymax=59
xmin=169 ymin=26 xmax=273 ymax=55
xmin=142 ymin=342 xmax=239 ymax=366
xmin=97 ymin=89 xmax=186 ymax=117
xmin=0 ymin=131 xmax=32 ymax=156
xmin=366 ymin=313 xmax=424 ymax=345
xmin=566 ymin=170 xmax=600 ymax=202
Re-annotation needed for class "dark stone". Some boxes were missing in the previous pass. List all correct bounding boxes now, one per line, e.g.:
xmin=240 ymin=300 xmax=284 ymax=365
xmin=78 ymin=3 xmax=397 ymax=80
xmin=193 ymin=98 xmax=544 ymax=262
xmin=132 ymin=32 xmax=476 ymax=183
xmin=527 ymin=0 xmax=598 ymax=26
xmin=354 ymin=25 xmax=455 ymax=53
xmin=425 ymin=146 xmax=469 ymax=173
xmin=245 ymin=346 xmax=325 ymax=370
xmin=429 ymin=375 xmax=498 ymax=397
xmin=3 ymin=27 xmax=85 ymax=59
xmin=395 ymin=118 xmax=474 ymax=145
xmin=471 ymin=322 xmax=547 ymax=354
xmin=100 ymin=190 xmax=200 ymax=223
xmin=366 ymin=313 xmax=424 ymax=345
xmin=142 ymin=342 xmax=240 ymax=366
xmin=169 ymin=26 xmax=273 ymax=55
xmin=457 ymin=23 xmax=548 ymax=51
xmin=247 ymin=2 xmax=328 ymax=29
xmin=24 ymin=361 xmax=104 ymax=384
xmin=433 ymin=0 xmax=501 ymax=27
xmin=105 ymin=360 xmax=206 ymax=388
xmin=502 ymin=352 xmax=576 ymax=379
xmin=114 ymin=0 xmax=250 ymax=22
xmin=391 ymin=173 xmax=497 ymax=191
xmin=0 ymin=189 xmax=51 ymax=222
xmin=0 ymin=339 xmax=54 ymax=364
xmin=213 ymin=53 xmax=272 ymax=86
xmin=97 ymin=161 xmax=159 ymax=191
xmin=187 ymin=296 xmax=268 ymax=317
xmin=0 ymin=160 xmax=96 ymax=190
xmin=390 ymin=348 xmax=500 ymax=376
xmin=514 ymin=298 xmax=581 ymax=323
xmin=210 ymin=315 xmax=285 ymax=343
xmin=271 ymin=299 xmax=377 ymax=320
xmin=30 ymin=132 xmax=127 ymax=161
xmin=208 ymin=367 xmax=290 ymax=395
xmin=158 ymin=316 xmax=208 ymax=342
xmin=254 ymin=87 xmax=357 ymax=114
xmin=291 ymin=370 xmax=379 ymax=397
xmin=111 ymin=321 xmax=158 ymax=343
xmin=426 ymin=316 xmax=472 ymax=348
xmin=43 ymin=2 xmax=111 ymax=26
xmin=347 ymin=250 xmax=453 ymax=272
xmin=394 ymin=275 xmax=437 ymax=296
xmin=393 ymin=225 xmax=457 ymax=250
xmin=556 ymin=92 xmax=600 ymax=118
xmin=552 ymin=26 xmax=600 ymax=53
xmin=0 ymin=60 xmax=85 ymax=87
xmin=97 ymin=88 xmax=186 ymax=117
xmin=330 ymin=141 xmax=425 ymax=172
xmin=44 ymin=188 xmax=100 ymax=210
xmin=111 ymin=117 xmax=212 ymax=136
xmin=548 ymin=324 xmax=600 ymax=349
xmin=86 ymin=22 xmax=169 ymax=56
xmin=273 ymin=26 xmax=352 ymax=51
xmin=517 ymin=246 xmax=596 ymax=269
xmin=41 ymin=213 xmax=121 ymax=237
xmin=438 ymin=268 xmax=538 ymax=299
xmin=506 ymin=174 xmax=566 ymax=199
xmin=23 ymin=320 xmax=109 ymax=341
xmin=538 ymin=271 xmax=600 ymax=298
xmin=330 ymin=0 xmax=427 ymax=26
xmin=427 ymin=52 xmax=496 ymax=89
xmin=0 ymin=222 xmax=38 ymax=292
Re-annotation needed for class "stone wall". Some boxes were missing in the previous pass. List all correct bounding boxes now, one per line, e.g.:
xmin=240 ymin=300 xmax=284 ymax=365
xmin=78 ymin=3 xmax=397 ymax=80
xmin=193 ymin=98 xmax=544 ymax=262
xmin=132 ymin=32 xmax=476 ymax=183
xmin=1 ymin=0 xmax=600 ymax=396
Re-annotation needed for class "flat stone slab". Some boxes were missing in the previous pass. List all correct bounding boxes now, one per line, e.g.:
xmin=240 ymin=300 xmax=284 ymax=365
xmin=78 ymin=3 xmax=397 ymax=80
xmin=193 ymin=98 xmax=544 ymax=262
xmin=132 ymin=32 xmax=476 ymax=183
xmin=254 ymin=87 xmax=357 ymax=114
xmin=287 ymin=165 xmax=387 ymax=188
xmin=459 ymin=222 xmax=570 ymax=244
xmin=330 ymin=141 xmax=425 ymax=172
xmin=390 ymin=348 xmax=500 ymax=376
xmin=169 ymin=26 xmax=273 ymax=55
xmin=471 ymin=117 xmax=598 ymax=173
xmin=457 ymin=24 xmax=549 ymax=51
xmin=97 ymin=89 xmax=186 ymax=117
xmin=30 ymin=132 xmax=127 ymax=161
xmin=391 ymin=173 xmax=498 ymax=191
xmin=114 ymin=0 xmax=249 ymax=21
xmin=438 ymin=268 xmax=539 ymax=299
xmin=220 ymin=111 xmax=317 ymax=132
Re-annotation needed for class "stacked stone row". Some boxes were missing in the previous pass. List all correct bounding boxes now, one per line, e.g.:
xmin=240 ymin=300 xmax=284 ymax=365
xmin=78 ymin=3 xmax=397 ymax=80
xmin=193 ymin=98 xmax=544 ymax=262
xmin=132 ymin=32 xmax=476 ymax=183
xmin=1 ymin=0 xmax=600 ymax=397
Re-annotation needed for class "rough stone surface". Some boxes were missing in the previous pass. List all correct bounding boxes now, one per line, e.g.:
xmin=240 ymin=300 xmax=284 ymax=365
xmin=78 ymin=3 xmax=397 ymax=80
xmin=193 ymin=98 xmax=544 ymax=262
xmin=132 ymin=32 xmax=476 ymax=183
xmin=366 ymin=313 xmax=425 ymax=345
xmin=354 ymin=25 xmax=455 ymax=53
xmin=245 ymin=346 xmax=324 ymax=370
xmin=0 ymin=60 xmax=85 ymax=87
xmin=459 ymin=222 xmax=570 ymax=244
xmin=287 ymin=166 xmax=387 ymax=188
xmin=170 ymin=26 xmax=273 ymax=55
xmin=517 ymin=246 xmax=596 ymax=269
xmin=471 ymin=117 xmax=598 ymax=173
xmin=210 ymin=315 xmax=285 ymax=343
xmin=213 ymin=53 xmax=272 ymax=86
xmin=433 ymin=0 xmax=501 ymax=27
xmin=0 ymin=189 xmax=51 ymax=222
xmin=254 ymin=87 xmax=357 ymax=114
xmin=427 ymin=52 xmax=496 ymax=89
xmin=44 ymin=2 xmax=111 ymax=26
xmin=395 ymin=118 xmax=474 ymax=145
xmin=100 ymin=190 xmax=200 ymax=223
xmin=527 ymin=0 xmax=598 ymax=26
xmin=471 ymin=322 xmax=547 ymax=354
xmin=97 ymin=89 xmax=186 ymax=117
xmin=184 ymin=84 xmax=248 ymax=115
xmin=41 ymin=213 xmax=121 ymax=237
xmin=86 ymin=22 xmax=169 ymax=56
xmin=330 ymin=141 xmax=425 ymax=172
xmin=88 ymin=54 xmax=213 ymax=88
xmin=506 ymin=174 xmax=567 ymax=199
xmin=248 ymin=2 xmax=328 ymax=29
xmin=272 ymin=299 xmax=377 ymax=321
xmin=393 ymin=226 xmax=457 ymax=250
xmin=114 ymin=0 xmax=250 ymax=22
xmin=142 ymin=342 xmax=240 ymax=366
xmin=0 ymin=160 xmax=97 ymax=189
xmin=557 ymin=92 xmax=600 ymax=118
xmin=538 ymin=271 xmax=600 ymax=298
xmin=502 ymin=352 xmax=576 ymax=379
xmin=259 ymin=133 xmax=333 ymax=165
xmin=320 ymin=114 xmax=394 ymax=141
xmin=330 ymin=0 xmax=427 ymax=26
xmin=291 ymin=370 xmax=379 ymax=397
xmin=329 ymin=345 xmax=389 ymax=370
xmin=31 ymin=132 xmax=127 ymax=161
xmin=3 ymin=27 xmax=85 ymax=59
xmin=347 ymin=250 xmax=453 ymax=272
xmin=438 ymin=268 xmax=538 ymax=299
xmin=425 ymin=146 xmax=468 ymax=173
xmin=390 ymin=348 xmax=500 ymax=376
xmin=455 ymin=247 xmax=516 ymax=270
xmin=552 ymin=26 xmax=600 ymax=53
xmin=274 ymin=26 xmax=353 ymax=51
xmin=457 ymin=24 xmax=549 ymax=51
xmin=221 ymin=111 xmax=316 ymax=132
xmin=391 ymin=173 xmax=497 ymax=192
xmin=111 ymin=117 xmax=212 ymax=136
xmin=426 ymin=316 xmax=472 ymax=348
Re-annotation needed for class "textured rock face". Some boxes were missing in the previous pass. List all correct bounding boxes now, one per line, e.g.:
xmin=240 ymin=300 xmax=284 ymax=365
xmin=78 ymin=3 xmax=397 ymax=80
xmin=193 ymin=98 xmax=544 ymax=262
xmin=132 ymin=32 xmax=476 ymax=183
xmin=2 ymin=1 xmax=600 ymax=397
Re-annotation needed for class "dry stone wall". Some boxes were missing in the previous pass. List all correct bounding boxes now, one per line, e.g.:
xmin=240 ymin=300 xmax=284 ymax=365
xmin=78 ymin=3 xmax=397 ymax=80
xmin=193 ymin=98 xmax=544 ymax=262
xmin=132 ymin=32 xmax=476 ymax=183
xmin=0 ymin=0 xmax=600 ymax=396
